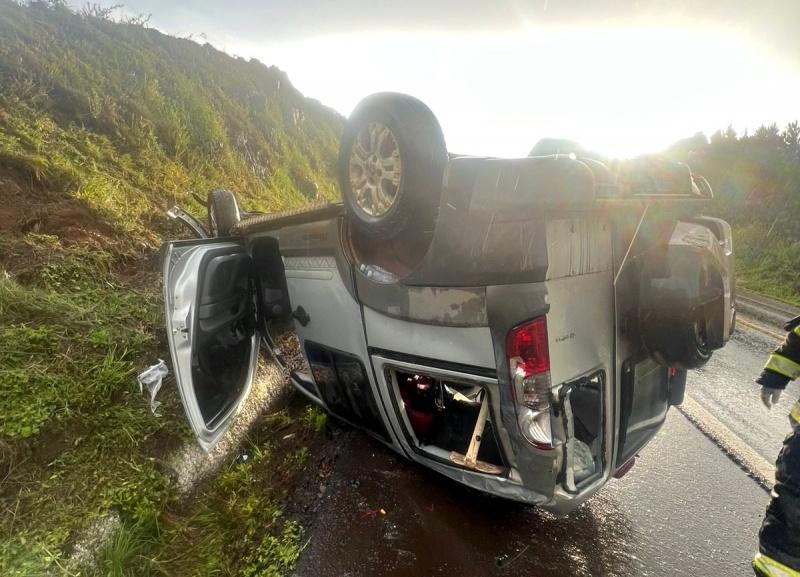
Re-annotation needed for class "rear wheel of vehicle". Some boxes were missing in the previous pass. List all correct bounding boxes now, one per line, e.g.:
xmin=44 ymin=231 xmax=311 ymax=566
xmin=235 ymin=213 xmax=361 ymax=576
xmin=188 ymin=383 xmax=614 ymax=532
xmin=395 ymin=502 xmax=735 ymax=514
xmin=684 ymin=313 xmax=713 ymax=368
xmin=207 ymin=189 xmax=241 ymax=237
xmin=643 ymin=308 xmax=713 ymax=370
xmin=338 ymin=93 xmax=447 ymax=241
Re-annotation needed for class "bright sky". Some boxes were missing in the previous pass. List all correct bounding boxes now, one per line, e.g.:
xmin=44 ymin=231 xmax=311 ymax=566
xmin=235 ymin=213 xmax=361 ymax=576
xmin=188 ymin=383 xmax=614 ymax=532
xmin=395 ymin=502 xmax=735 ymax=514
xmin=93 ymin=1 xmax=800 ymax=158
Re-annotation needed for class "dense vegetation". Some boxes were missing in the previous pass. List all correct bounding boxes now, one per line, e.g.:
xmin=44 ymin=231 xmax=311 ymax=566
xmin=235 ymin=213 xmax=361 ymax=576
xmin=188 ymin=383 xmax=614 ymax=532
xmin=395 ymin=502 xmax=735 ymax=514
xmin=667 ymin=124 xmax=800 ymax=304
xmin=0 ymin=1 xmax=341 ymax=575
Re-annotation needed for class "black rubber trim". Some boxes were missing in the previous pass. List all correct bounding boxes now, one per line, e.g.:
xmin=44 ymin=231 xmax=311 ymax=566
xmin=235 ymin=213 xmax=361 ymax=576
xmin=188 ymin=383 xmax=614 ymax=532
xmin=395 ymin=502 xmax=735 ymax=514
xmin=234 ymin=203 xmax=345 ymax=234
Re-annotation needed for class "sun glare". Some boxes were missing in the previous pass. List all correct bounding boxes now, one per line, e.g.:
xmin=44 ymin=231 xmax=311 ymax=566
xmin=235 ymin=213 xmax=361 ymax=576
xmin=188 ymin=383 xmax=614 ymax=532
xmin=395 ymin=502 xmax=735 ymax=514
xmin=241 ymin=24 xmax=800 ymax=159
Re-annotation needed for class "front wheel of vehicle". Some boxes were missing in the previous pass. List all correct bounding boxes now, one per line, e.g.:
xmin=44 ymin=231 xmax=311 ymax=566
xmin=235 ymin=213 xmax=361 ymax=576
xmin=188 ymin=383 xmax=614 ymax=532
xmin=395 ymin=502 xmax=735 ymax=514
xmin=338 ymin=93 xmax=448 ymax=241
xmin=207 ymin=189 xmax=241 ymax=237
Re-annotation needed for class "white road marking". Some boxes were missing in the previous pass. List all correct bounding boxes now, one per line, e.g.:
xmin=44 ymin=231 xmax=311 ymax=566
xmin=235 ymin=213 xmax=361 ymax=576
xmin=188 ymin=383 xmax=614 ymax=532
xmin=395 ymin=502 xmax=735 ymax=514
xmin=679 ymin=393 xmax=775 ymax=492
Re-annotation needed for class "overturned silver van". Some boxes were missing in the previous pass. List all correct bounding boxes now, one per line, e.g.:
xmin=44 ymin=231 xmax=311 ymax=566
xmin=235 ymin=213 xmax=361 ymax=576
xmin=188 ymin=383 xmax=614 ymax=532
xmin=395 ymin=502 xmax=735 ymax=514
xmin=163 ymin=93 xmax=735 ymax=515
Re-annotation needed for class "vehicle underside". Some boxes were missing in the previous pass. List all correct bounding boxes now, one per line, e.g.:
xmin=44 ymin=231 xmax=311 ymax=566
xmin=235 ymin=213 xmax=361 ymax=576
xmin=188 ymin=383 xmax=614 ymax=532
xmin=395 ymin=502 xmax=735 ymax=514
xmin=164 ymin=92 xmax=735 ymax=515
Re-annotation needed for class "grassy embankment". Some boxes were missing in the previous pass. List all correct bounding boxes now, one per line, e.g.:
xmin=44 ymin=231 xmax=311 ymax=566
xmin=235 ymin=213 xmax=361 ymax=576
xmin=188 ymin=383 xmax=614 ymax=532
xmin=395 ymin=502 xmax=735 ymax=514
xmin=734 ymin=227 xmax=800 ymax=307
xmin=667 ymin=128 xmax=800 ymax=307
xmin=0 ymin=1 xmax=340 ymax=574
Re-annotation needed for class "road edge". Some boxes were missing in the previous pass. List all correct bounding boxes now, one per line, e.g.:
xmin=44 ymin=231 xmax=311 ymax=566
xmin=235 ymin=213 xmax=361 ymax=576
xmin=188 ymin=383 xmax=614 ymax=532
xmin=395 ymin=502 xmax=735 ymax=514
xmin=678 ymin=394 xmax=775 ymax=493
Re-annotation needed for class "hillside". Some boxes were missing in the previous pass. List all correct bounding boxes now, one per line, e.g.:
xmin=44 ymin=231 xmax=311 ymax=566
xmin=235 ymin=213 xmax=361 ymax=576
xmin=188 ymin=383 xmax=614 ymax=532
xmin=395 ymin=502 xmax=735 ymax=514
xmin=0 ymin=1 xmax=342 ymax=575
xmin=0 ymin=0 xmax=343 ymax=242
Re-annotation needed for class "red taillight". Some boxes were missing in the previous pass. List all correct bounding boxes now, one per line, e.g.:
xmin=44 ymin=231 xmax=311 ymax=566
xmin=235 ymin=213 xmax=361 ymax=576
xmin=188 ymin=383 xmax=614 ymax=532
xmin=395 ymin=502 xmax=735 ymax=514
xmin=507 ymin=317 xmax=553 ymax=449
xmin=668 ymin=367 xmax=678 ymax=379
xmin=507 ymin=317 xmax=550 ymax=377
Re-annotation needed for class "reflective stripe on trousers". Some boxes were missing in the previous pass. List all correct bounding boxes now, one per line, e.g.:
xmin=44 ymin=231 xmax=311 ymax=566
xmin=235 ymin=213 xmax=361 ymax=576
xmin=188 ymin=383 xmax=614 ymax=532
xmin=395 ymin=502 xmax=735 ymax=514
xmin=754 ymin=553 xmax=800 ymax=577
xmin=759 ymin=409 xmax=800 ymax=571
xmin=791 ymin=400 xmax=800 ymax=429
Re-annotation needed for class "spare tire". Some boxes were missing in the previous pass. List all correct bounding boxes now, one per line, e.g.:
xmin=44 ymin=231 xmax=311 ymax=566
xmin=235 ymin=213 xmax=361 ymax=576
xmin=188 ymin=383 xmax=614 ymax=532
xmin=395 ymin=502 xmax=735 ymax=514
xmin=338 ymin=93 xmax=447 ymax=241
xmin=207 ymin=189 xmax=241 ymax=237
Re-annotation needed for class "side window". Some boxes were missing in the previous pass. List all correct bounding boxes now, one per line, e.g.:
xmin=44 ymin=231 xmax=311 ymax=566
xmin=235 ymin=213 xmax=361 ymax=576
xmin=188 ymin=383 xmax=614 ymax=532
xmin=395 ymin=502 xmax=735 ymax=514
xmin=305 ymin=342 xmax=389 ymax=441
xmin=616 ymin=357 xmax=669 ymax=466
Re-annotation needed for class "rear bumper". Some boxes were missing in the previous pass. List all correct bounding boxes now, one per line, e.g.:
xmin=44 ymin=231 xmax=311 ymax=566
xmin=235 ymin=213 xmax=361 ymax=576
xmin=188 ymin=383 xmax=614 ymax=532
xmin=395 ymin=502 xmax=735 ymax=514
xmin=283 ymin=322 xmax=621 ymax=515
xmin=366 ymin=354 xmax=609 ymax=515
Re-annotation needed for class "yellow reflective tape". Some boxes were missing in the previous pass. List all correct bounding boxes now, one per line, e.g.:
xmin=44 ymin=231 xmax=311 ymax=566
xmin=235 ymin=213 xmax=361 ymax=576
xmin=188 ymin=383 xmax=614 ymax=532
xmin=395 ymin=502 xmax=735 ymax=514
xmin=765 ymin=354 xmax=800 ymax=380
xmin=754 ymin=552 xmax=800 ymax=577
xmin=791 ymin=402 xmax=800 ymax=425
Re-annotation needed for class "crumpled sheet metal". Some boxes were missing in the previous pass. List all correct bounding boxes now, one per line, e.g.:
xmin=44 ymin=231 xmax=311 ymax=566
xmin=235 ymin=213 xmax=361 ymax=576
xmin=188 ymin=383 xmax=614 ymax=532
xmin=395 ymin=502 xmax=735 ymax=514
xmin=137 ymin=359 xmax=168 ymax=416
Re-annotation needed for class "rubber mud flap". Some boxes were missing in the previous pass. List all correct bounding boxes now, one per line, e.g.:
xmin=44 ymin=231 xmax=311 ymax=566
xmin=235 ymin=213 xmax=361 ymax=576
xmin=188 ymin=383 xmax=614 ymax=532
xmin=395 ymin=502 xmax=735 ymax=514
xmin=668 ymin=369 xmax=687 ymax=406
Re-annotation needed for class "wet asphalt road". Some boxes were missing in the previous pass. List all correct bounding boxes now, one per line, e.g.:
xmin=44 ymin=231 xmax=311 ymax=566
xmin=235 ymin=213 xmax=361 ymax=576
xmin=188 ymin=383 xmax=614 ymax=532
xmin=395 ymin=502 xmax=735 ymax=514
xmin=295 ymin=411 xmax=766 ymax=577
xmin=294 ymin=320 xmax=786 ymax=577
xmin=687 ymin=324 xmax=795 ymax=462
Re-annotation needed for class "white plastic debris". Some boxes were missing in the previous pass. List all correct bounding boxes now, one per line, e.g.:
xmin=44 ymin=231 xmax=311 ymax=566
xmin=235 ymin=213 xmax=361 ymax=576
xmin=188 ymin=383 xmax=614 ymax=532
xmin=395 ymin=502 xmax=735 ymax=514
xmin=137 ymin=359 xmax=168 ymax=416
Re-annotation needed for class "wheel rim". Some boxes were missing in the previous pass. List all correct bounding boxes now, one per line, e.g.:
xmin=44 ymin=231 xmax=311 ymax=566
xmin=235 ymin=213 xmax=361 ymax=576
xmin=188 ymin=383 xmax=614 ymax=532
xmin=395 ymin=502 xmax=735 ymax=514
xmin=349 ymin=122 xmax=402 ymax=217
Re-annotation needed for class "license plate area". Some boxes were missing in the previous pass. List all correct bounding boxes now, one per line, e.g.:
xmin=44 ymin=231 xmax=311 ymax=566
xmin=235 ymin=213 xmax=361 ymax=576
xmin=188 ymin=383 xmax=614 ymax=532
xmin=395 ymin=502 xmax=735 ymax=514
xmin=385 ymin=366 xmax=507 ymax=475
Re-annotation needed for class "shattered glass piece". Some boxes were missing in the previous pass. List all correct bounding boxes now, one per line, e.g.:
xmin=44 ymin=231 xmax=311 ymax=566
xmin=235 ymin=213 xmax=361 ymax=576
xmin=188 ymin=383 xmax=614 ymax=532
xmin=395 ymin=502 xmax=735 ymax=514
xmin=358 ymin=263 xmax=397 ymax=284
xmin=572 ymin=439 xmax=596 ymax=483
xmin=137 ymin=359 xmax=168 ymax=416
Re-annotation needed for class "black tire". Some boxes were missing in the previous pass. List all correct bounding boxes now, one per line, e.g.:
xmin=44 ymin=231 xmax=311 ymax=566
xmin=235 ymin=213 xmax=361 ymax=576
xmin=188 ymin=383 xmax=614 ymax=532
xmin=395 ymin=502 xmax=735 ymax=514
xmin=207 ymin=189 xmax=241 ymax=237
xmin=642 ymin=308 xmax=713 ymax=370
xmin=338 ymin=93 xmax=447 ymax=241
xmin=683 ymin=312 xmax=713 ymax=369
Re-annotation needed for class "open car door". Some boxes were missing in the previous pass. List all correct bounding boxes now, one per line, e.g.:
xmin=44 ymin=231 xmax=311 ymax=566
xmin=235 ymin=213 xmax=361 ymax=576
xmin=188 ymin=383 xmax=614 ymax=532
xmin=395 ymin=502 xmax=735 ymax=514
xmin=163 ymin=239 xmax=259 ymax=451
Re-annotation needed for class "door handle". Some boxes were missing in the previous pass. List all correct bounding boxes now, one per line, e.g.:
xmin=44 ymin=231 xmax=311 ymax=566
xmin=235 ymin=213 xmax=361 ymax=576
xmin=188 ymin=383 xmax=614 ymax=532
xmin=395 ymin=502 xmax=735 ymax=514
xmin=292 ymin=306 xmax=310 ymax=327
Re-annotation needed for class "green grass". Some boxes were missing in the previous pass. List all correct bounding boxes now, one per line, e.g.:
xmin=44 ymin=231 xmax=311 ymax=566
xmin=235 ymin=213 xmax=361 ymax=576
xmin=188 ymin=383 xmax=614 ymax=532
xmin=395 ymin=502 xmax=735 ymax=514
xmin=0 ymin=235 xmax=188 ymax=576
xmin=300 ymin=403 xmax=328 ymax=434
xmin=0 ymin=0 xmax=343 ymax=239
xmin=733 ymin=225 xmax=800 ymax=307
xmin=95 ymin=516 xmax=163 ymax=577
xmin=0 ymin=233 xmax=325 ymax=577
xmin=88 ymin=403 xmax=326 ymax=577
xmin=0 ymin=2 xmax=341 ymax=574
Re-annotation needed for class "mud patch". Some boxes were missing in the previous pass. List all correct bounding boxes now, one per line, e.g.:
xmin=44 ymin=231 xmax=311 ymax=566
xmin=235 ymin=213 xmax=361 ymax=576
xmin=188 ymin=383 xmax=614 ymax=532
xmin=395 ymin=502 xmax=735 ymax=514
xmin=0 ymin=171 xmax=117 ymax=246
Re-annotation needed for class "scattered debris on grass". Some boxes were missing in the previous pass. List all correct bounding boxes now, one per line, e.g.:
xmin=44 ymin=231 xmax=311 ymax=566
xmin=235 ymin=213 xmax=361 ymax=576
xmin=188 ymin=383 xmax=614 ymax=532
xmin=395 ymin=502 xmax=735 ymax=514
xmin=137 ymin=359 xmax=169 ymax=417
